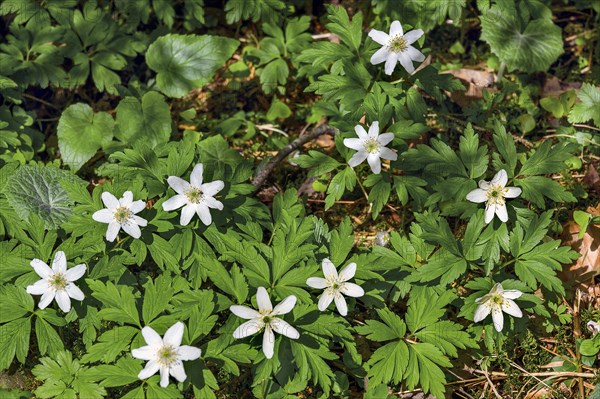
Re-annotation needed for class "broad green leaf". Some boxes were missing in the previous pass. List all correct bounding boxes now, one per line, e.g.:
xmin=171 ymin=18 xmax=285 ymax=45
xmin=115 ymin=92 xmax=171 ymax=148
xmin=2 ymin=165 xmax=84 ymax=229
xmin=480 ymin=7 xmax=563 ymax=73
xmin=568 ymin=83 xmax=600 ymax=127
xmin=57 ymin=103 xmax=114 ymax=171
xmin=146 ymin=34 xmax=239 ymax=97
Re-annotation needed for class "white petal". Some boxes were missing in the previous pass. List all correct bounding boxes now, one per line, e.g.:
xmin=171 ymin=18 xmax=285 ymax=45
xmin=178 ymin=345 xmax=201 ymax=361
xmin=479 ymin=180 xmax=490 ymax=189
xmin=203 ymin=196 xmax=224 ymax=210
xmin=502 ymin=290 xmax=523 ymax=300
xmin=492 ymin=308 xmax=504 ymax=332
xmin=55 ymin=290 xmax=71 ymax=312
xmin=473 ymin=303 xmax=491 ymax=322
xmin=367 ymin=153 xmax=381 ymax=174
xmin=377 ymin=132 xmax=394 ymax=146
xmin=343 ymin=138 xmax=364 ymax=151
xmin=262 ymin=327 xmax=275 ymax=359
xmin=484 ymin=204 xmax=496 ymax=224
xmin=130 ymin=200 xmax=146 ymax=214
xmin=180 ymin=204 xmax=197 ymax=226
xmin=163 ymin=322 xmax=184 ymax=347
xmin=196 ymin=204 xmax=212 ymax=226
xmin=159 ymin=366 xmax=170 ymax=388
xmin=138 ymin=360 xmax=160 ymax=380
xmin=64 ymin=264 xmax=86 ymax=282
xmin=491 ymin=282 xmax=503 ymax=294
xmin=491 ymin=169 xmax=508 ymax=187
xmin=122 ymin=223 xmax=142 ymax=239
xmin=306 ymin=277 xmax=328 ymax=289
xmin=504 ymin=187 xmax=521 ymax=198
xmin=233 ymin=320 xmax=262 ymax=339
xmin=397 ymin=52 xmax=415 ymax=74
xmin=65 ymin=284 xmax=85 ymax=301
xmin=170 ymin=363 xmax=187 ymax=382
xmin=389 ymin=20 xmax=403 ymax=36
xmin=502 ymin=299 xmax=522 ymax=318
xmin=167 ymin=176 xmax=190 ymax=195
xmin=338 ymin=262 xmax=357 ymax=281
xmin=495 ymin=204 xmax=508 ymax=223
xmin=132 ymin=215 xmax=148 ymax=227
xmin=190 ymin=163 xmax=204 ymax=187
xmin=230 ymin=305 xmax=261 ymax=320
xmin=163 ymin=195 xmax=187 ymax=211
xmin=384 ymin=52 xmax=398 ymax=75
xmin=105 ymin=222 xmax=121 ymax=242
xmin=30 ymin=259 xmax=53 ymax=278
xmin=405 ymin=45 xmax=425 ymax=62
xmin=256 ymin=287 xmax=272 ymax=312
xmin=101 ymin=192 xmax=120 ymax=210
xmin=27 ymin=279 xmax=49 ymax=295
xmin=404 ymin=29 xmax=424 ymax=44
xmin=379 ymin=147 xmax=397 ymax=161
xmin=201 ymin=180 xmax=224 ymax=197
xmin=141 ymin=326 xmax=163 ymax=347
xmin=368 ymin=29 xmax=389 ymax=45
xmin=354 ymin=125 xmax=368 ymax=140
xmin=52 ymin=251 xmax=67 ymax=273
xmin=131 ymin=346 xmax=155 ymax=360
xmin=322 ymin=258 xmax=338 ymax=279
xmin=273 ymin=295 xmax=297 ymax=316
xmin=334 ymin=294 xmax=348 ymax=316
xmin=38 ymin=291 xmax=55 ymax=309
xmin=367 ymin=121 xmax=379 ymax=138
xmin=318 ymin=292 xmax=334 ymax=311
xmin=466 ymin=189 xmax=488 ymax=203
xmin=342 ymin=282 xmax=364 ymax=298
xmin=119 ymin=191 xmax=134 ymax=207
xmin=348 ymin=151 xmax=368 ymax=167
xmin=92 ymin=209 xmax=114 ymax=223
xmin=370 ymin=46 xmax=390 ymax=65
xmin=271 ymin=318 xmax=299 ymax=339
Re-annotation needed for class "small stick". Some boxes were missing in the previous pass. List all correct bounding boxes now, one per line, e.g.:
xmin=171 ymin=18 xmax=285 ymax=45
xmin=252 ymin=124 xmax=336 ymax=189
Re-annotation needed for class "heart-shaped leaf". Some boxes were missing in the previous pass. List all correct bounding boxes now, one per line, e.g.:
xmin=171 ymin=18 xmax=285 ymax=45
xmin=145 ymin=34 xmax=239 ymax=98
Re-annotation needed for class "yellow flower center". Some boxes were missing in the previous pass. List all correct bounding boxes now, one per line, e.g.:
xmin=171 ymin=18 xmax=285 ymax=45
xmin=185 ymin=187 xmax=203 ymax=204
xmin=492 ymin=295 xmax=504 ymax=306
xmin=364 ymin=138 xmax=380 ymax=154
xmin=113 ymin=206 xmax=133 ymax=224
xmin=388 ymin=35 xmax=408 ymax=53
xmin=157 ymin=345 xmax=178 ymax=366
xmin=49 ymin=273 xmax=67 ymax=290
xmin=486 ymin=184 xmax=507 ymax=206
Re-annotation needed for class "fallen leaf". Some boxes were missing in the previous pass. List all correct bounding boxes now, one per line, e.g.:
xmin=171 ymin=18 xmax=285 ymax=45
xmin=584 ymin=164 xmax=600 ymax=195
xmin=442 ymin=68 xmax=496 ymax=108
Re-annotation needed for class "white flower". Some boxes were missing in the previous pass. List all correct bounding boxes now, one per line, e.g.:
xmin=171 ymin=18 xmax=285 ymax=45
xmin=162 ymin=163 xmax=224 ymax=226
xmin=587 ymin=321 xmax=600 ymax=335
xmin=368 ymin=20 xmax=425 ymax=75
xmin=466 ymin=169 xmax=522 ymax=224
xmin=230 ymin=287 xmax=299 ymax=359
xmin=92 ymin=191 xmax=148 ymax=242
xmin=131 ymin=321 xmax=201 ymax=388
xmin=26 ymin=251 xmax=86 ymax=313
xmin=473 ymin=282 xmax=523 ymax=332
xmin=306 ymin=258 xmax=365 ymax=316
xmin=375 ymin=231 xmax=390 ymax=247
xmin=343 ymin=121 xmax=397 ymax=174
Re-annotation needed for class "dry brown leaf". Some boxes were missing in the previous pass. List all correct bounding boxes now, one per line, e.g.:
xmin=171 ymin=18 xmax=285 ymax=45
xmin=584 ymin=164 xmax=600 ymax=195
xmin=541 ymin=75 xmax=581 ymax=97
xmin=560 ymin=205 xmax=600 ymax=305
xmin=442 ymin=68 xmax=496 ymax=108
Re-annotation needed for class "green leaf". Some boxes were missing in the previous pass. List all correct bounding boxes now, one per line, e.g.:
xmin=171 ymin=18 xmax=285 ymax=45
xmin=87 ymin=279 xmax=141 ymax=327
xmin=2 ymin=165 xmax=84 ymax=229
xmin=0 ymin=318 xmax=30 ymax=369
xmin=519 ymin=140 xmax=575 ymax=176
xmin=146 ymin=34 xmax=239 ymax=97
xmin=459 ymin=123 xmax=488 ymax=179
xmin=516 ymin=176 xmax=576 ymax=208
xmin=325 ymin=5 xmax=363 ymax=52
xmin=80 ymin=326 xmax=138 ymax=364
xmin=325 ymin=167 xmax=356 ymax=209
xmin=404 ymin=343 xmax=452 ymax=398
xmin=57 ymin=103 xmax=114 ymax=171
xmin=294 ymin=151 xmax=341 ymax=177
xmin=480 ymin=7 xmax=563 ymax=73
xmin=568 ymin=83 xmax=600 ymax=127
xmin=366 ymin=175 xmax=391 ymax=219
xmin=115 ymin=92 xmax=171 ymax=148
xmin=87 ymin=357 xmax=141 ymax=387
xmin=266 ymin=98 xmax=291 ymax=121
xmin=573 ymin=210 xmax=592 ymax=239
